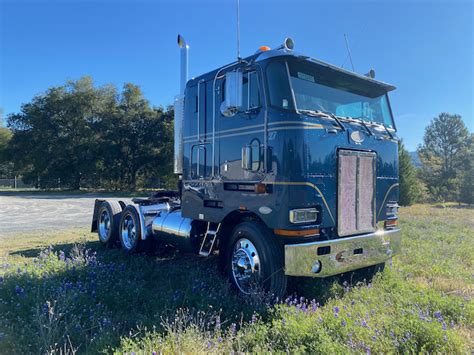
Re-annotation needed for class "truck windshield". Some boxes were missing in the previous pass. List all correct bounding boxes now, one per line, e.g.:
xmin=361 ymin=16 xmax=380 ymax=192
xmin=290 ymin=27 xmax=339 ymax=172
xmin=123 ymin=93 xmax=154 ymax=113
xmin=286 ymin=60 xmax=395 ymax=128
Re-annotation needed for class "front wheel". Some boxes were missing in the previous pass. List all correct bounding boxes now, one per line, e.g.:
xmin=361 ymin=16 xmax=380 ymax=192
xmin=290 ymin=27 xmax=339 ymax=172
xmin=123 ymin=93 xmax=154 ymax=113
xmin=226 ymin=221 xmax=287 ymax=299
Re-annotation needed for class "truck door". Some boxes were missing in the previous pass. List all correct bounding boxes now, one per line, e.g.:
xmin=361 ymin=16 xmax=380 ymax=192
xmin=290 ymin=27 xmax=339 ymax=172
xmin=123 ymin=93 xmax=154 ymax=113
xmin=189 ymin=80 xmax=212 ymax=180
xmin=218 ymin=68 xmax=265 ymax=181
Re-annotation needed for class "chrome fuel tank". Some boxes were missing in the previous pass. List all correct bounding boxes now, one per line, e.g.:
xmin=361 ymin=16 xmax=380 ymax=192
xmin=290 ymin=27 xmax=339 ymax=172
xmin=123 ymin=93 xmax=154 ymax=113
xmin=151 ymin=209 xmax=201 ymax=252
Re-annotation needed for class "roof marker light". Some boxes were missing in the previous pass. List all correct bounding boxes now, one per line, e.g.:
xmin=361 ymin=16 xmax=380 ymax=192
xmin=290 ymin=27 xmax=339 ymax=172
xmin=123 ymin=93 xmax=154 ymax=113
xmin=259 ymin=45 xmax=271 ymax=51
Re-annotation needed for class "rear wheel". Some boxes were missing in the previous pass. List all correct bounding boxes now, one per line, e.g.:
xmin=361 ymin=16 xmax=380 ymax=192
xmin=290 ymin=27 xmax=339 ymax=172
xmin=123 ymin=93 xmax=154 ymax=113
xmin=97 ymin=201 xmax=122 ymax=247
xmin=226 ymin=221 xmax=287 ymax=299
xmin=119 ymin=206 xmax=142 ymax=253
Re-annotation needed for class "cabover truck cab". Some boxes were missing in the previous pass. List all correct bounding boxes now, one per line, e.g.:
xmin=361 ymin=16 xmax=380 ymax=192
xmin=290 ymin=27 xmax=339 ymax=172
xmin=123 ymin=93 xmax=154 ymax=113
xmin=92 ymin=36 xmax=401 ymax=297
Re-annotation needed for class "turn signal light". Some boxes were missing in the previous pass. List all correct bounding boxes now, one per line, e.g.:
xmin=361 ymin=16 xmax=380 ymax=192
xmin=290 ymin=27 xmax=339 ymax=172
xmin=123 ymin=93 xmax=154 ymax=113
xmin=384 ymin=219 xmax=398 ymax=229
xmin=274 ymin=228 xmax=320 ymax=237
xmin=254 ymin=183 xmax=267 ymax=194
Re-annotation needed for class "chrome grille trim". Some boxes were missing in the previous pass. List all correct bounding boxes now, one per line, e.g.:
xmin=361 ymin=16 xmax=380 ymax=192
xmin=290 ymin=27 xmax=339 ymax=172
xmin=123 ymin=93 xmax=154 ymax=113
xmin=338 ymin=150 xmax=376 ymax=237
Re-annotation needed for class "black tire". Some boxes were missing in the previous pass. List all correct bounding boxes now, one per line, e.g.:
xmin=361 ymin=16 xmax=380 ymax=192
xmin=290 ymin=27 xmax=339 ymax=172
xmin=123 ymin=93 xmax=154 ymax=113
xmin=340 ymin=262 xmax=385 ymax=284
xmin=225 ymin=221 xmax=287 ymax=299
xmin=118 ymin=206 xmax=142 ymax=253
xmin=97 ymin=201 xmax=123 ymax=247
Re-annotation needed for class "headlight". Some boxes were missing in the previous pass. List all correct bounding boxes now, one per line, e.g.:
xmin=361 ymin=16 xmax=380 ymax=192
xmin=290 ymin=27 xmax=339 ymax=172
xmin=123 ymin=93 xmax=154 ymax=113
xmin=289 ymin=208 xmax=318 ymax=224
xmin=386 ymin=203 xmax=399 ymax=218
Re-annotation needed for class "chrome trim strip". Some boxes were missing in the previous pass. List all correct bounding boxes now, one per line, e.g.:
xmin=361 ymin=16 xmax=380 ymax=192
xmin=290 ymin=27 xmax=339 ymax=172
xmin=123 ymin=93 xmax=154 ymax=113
xmin=284 ymin=228 xmax=401 ymax=277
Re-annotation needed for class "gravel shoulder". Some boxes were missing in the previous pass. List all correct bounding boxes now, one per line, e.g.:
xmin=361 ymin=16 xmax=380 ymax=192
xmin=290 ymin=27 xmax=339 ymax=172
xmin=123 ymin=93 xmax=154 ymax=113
xmin=0 ymin=193 xmax=132 ymax=237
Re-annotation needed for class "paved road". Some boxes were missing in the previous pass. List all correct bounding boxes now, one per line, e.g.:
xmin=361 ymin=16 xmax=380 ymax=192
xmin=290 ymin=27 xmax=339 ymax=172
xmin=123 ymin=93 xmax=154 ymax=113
xmin=0 ymin=193 xmax=131 ymax=236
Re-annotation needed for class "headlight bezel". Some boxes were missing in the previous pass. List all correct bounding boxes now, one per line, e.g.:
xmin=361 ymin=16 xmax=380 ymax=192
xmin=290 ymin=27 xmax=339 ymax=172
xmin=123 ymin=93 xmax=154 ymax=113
xmin=289 ymin=208 xmax=319 ymax=224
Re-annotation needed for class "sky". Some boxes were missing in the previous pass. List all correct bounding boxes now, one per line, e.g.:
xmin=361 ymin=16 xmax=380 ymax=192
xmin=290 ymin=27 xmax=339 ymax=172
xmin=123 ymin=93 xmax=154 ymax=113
xmin=0 ymin=0 xmax=472 ymax=151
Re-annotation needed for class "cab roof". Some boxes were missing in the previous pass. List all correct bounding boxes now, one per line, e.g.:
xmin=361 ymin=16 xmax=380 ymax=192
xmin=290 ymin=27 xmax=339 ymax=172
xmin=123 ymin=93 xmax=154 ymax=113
xmin=187 ymin=48 xmax=396 ymax=94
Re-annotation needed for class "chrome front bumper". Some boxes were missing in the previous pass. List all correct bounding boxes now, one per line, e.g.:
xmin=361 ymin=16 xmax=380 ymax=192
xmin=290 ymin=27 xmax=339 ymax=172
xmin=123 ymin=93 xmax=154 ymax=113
xmin=284 ymin=228 xmax=401 ymax=277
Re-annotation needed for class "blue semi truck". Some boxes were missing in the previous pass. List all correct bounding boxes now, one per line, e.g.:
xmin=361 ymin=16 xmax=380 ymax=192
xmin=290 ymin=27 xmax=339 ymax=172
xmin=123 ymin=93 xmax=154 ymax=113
xmin=92 ymin=36 xmax=401 ymax=297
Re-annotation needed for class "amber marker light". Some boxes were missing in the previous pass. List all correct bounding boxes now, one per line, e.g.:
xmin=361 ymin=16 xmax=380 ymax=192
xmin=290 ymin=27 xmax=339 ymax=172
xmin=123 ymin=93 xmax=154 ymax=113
xmin=274 ymin=228 xmax=320 ymax=237
xmin=254 ymin=183 xmax=267 ymax=194
xmin=384 ymin=219 xmax=398 ymax=229
xmin=259 ymin=45 xmax=271 ymax=51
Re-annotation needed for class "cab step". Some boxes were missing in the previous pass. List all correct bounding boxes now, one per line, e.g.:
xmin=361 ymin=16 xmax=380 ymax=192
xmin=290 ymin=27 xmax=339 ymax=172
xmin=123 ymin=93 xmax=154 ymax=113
xmin=199 ymin=222 xmax=221 ymax=257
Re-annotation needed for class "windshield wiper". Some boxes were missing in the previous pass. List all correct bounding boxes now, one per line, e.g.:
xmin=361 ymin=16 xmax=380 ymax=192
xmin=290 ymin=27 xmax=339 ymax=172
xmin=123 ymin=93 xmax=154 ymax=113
xmin=299 ymin=109 xmax=346 ymax=131
xmin=356 ymin=118 xmax=394 ymax=139
xmin=348 ymin=117 xmax=373 ymax=136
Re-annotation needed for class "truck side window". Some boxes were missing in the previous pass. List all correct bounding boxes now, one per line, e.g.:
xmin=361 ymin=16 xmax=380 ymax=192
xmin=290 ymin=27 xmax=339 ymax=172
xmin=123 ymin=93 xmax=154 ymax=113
xmin=191 ymin=145 xmax=207 ymax=179
xmin=242 ymin=71 xmax=261 ymax=111
xmin=266 ymin=61 xmax=294 ymax=110
xmin=242 ymin=139 xmax=261 ymax=172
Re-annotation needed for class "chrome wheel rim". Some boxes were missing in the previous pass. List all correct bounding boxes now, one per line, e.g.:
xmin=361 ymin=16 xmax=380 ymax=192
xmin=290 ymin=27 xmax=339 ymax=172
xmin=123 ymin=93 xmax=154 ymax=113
xmin=121 ymin=213 xmax=137 ymax=250
xmin=231 ymin=238 xmax=261 ymax=294
xmin=98 ymin=209 xmax=110 ymax=242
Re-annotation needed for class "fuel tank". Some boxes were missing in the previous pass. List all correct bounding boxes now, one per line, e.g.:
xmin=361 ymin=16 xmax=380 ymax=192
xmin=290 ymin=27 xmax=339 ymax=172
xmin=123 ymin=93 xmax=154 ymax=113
xmin=151 ymin=209 xmax=203 ymax=252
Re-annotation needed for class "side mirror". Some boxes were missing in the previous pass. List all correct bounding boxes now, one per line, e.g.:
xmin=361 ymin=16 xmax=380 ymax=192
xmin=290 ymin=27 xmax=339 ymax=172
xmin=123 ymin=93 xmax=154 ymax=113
xmin=220 ymin=71 xmax=243 ymax=117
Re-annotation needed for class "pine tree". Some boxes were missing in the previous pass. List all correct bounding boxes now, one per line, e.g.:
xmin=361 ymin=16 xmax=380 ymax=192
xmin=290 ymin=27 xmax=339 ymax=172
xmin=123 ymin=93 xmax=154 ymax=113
xmin=398 ymin=140 xmax=422 ymax=206
xmin=459 ymin=134 xmax=474 ymax=205
xmin=418 ymin=113 xmax=469 ymax=202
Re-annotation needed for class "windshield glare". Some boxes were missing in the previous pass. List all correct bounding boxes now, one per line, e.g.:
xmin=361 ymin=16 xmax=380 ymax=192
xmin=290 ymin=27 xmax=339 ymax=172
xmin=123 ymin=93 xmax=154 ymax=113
xmin=287 ymin=60 xmax=395 ymax=128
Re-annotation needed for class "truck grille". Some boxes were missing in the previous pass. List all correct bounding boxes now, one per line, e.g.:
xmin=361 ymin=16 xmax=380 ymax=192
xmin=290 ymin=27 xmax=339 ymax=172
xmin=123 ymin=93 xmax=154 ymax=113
xmin=338 ymin=150 xmax=376 ymax=237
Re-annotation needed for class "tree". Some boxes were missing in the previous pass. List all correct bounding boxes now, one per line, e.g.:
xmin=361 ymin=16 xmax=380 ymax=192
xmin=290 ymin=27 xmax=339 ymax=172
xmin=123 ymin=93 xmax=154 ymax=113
xmin=417 ymin=113 xmax=470 ymax=202
xmin=0 ymin=125 xmax=13 ymax=177
xmin=398 ymin=140 xmax=422 ymax=206
xmin=459 ymin=134 xmax=474 ymax=204
xmin=6 ymin=77 xmax=175 ymax=190
xmin=7 ymin=77 xmax=110 ymax=188
xmin=99 ymin=84 xmax=174 ymax=190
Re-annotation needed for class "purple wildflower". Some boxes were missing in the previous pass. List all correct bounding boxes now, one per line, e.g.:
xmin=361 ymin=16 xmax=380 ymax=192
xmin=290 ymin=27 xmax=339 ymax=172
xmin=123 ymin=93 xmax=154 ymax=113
xmin=230 ymin=323 xmax=237 ymax=336
xmin=434 ymin=310 xmax=442 ymax=319
xmin=251 ymin=313 xmax=258 ymax=324
xmin=442 ymin=322 xmax=447 ymax=331
xmin=334 ymin=306 xmax=340 ymax=314
xmin=341 ymin=320 xmax=347 ymax=327
xmin=14 ymin=285 xmax=24 ymax=296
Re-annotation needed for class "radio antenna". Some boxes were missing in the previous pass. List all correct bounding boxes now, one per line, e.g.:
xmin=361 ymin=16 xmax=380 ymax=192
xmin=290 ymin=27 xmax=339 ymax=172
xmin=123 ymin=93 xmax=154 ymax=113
xmin=344 ymin=33 xmax=355 ymax=71
xmin=237 ymin=0 xmax=241 ymax=60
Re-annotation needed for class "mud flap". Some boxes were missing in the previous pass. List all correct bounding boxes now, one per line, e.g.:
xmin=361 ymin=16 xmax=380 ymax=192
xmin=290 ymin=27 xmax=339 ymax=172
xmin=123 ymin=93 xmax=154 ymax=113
xmin=91 ymin=199 xmax=105 ymax=232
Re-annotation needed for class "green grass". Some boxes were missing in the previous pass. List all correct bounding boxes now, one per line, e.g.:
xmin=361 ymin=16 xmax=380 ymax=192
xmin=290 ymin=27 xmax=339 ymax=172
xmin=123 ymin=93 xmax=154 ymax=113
xmin=0 ymin=205 xmax=472 ymax=353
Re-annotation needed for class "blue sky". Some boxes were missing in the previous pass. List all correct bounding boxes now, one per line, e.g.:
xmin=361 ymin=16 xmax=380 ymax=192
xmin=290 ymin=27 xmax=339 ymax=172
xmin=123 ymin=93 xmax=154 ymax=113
xmin=1 ymin=0 xmax=472 ymax=151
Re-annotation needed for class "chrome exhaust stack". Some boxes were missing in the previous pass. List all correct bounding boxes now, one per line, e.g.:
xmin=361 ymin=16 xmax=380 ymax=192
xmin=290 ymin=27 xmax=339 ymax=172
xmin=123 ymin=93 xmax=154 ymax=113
xmin=177 ymin=34 xmax=189 ymax=95
xmin=174 ymin=34 xmax=189 ymax=174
